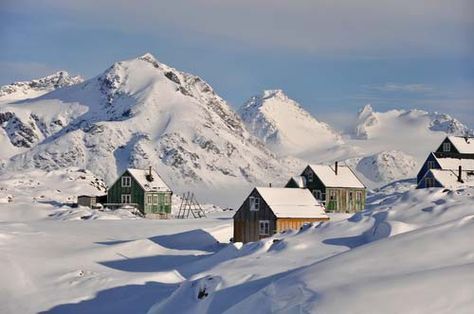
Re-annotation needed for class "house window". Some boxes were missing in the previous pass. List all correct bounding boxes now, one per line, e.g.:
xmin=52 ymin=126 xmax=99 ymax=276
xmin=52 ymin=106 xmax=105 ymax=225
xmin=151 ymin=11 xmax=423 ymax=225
xmin=425 ymin=177 xmax=435 ymax=188
xmin=259 ymin=220 xmax=270 ymax=235
xmin=121 ymin=176 xmax=131 ymax=187
xmin=307 ymin=171 xmax=313 ymax=183
xmin=356 ymin=191 xmax=362 ymax=202
xmin=153 ymin=195 xmax=159 ymax=204
xmin=313 ymin=190 xmax=322 ymax=200
xmin=147 ymin=195 xmax=153 ymax=204
xmin=443 ymin=142 xmax=451 ymax=152
xmin=249 ymin=196 xmax=260 ymax=211
xmin=121 ymin=194 xmax=131 ymax=204
xmin=427 ymin=161 xmax=435 ymax=169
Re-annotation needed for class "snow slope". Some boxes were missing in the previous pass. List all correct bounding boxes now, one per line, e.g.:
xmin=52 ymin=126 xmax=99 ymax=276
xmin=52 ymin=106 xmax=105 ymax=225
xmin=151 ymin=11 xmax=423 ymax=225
xmin=0 ymin=54 xmax=300 ymax=206
xmin=1 ymin=168 xmax=474 ymax=313
xmin=239 ymin=90 xmax=343 ymax=156
xmin=149 ymin=184 xmax=474 ymax=314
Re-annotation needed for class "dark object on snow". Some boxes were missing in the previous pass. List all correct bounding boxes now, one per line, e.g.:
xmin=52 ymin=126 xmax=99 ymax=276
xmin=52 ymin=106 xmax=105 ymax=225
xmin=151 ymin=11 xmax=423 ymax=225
xmin=77 ymin=195 xmax=106 ymax=208
xmin=197 ymin=288 xmax=208 ymax=300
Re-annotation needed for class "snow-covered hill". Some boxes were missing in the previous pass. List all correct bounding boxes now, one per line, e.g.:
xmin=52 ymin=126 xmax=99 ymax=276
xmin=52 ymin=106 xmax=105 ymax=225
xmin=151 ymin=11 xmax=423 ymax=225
xmin=351 ymin=104 xmax=472 ymax=140
xmin=148 ymin=184 xmax=474 ymax=314
xmin=344 ymin=150 xmax=418 ymax=189
xmin=0 ymin=54 xmax=299 ymax=206
xmin=0 ymin=71 xmax=83 ymax=103
xmin=239 ymin=90 xmax=343 ymax=156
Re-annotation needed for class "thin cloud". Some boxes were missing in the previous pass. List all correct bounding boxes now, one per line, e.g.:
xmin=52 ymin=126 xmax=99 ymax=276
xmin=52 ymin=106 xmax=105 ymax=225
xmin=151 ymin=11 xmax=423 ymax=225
xmin=369 ymin=83 xmax=435 ymax=93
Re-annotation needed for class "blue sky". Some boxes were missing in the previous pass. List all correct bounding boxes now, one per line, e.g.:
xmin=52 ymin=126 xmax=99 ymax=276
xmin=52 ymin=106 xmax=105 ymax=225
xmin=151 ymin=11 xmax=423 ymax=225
xmin=1 ymin=0 xmax=473 ymax=128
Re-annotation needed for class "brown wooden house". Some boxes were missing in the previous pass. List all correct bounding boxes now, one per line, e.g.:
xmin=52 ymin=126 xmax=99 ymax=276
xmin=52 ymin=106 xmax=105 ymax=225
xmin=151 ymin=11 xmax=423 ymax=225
xmin=233 ymin=187 xmax=329 ymax=243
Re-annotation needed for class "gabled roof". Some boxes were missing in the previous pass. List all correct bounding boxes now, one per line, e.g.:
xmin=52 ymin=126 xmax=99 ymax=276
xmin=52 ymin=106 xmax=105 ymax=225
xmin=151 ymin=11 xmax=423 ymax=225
xmin=433 ymin=154 xmax=474 ymax=171
xmin=256 ymin=187 xmax=328 ymax=219
xmin=447 ymin=136 xmax=474 ymax=154
xmin=289 ymin=176 xmax=306 ymax=188
xmin=308 ymin=164 xmax=365 ymax=189
xmin=424 ymin=169 xmax=474 ymax=189
xmin=126 ymin=168 xmax=171 ymax=192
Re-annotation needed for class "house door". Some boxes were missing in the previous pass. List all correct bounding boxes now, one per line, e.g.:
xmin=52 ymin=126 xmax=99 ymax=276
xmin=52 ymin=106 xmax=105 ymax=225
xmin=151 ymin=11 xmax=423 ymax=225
xmin=347 ymin=191 xmax=353 ymax=212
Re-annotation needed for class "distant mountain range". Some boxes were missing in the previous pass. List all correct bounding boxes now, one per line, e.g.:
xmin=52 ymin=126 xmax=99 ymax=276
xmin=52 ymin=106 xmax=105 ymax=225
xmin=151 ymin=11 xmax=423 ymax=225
xmin=0 ymin=53 xmax=472 ymax=203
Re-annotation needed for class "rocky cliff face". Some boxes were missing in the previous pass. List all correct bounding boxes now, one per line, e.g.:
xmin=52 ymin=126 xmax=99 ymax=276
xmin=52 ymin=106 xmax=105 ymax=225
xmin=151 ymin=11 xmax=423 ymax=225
xmin=0 ymin=71 xmax=83 ymax=101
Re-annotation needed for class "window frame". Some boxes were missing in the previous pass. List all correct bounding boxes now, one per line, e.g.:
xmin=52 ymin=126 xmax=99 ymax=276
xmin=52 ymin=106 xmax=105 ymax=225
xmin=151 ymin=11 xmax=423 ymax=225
xmin=443 ymin=142 xmax=451 ymax=152
xmin=249 ymin=196 xmax=260 ymax=211
xmin=313 ymin=190 xmax=322 ymax=200
xmin=307 ymin=171 xmax=313 ymax=183
xmin=121 ymin=176 xmax=132 ymax=187
xmin=427 ymin=161 xmax=436 ymax=169
xmin=425 ymin=177 xmax=435 ymax=188
xmin=121 ymin=194 xmax=131 ymax=204
xmin=259 ymin=220 xmax=270 ymax=235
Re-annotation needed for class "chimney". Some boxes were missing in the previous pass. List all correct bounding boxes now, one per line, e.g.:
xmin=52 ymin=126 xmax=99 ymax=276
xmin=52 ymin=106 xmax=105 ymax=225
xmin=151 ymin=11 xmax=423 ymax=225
xmin=269 ymin=182 xmax=272 ymax=188
xmin=458 ymin=165 xmax=463 ymax=183
xmin=335 ymin=161 xmax=338 ymax=175
xmin=146 ymin=166 xmax=154 ymax=182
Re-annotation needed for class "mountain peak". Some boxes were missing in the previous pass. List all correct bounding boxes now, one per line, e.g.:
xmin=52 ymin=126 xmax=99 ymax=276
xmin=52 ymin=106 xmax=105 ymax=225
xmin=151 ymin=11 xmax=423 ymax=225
xmin=358 ymin=104 xmax=374 ymax=117
xmin=239 ymin=90 xmax=343 ymax=156
xmin=262 ymin=89 xmax=286 ymax=99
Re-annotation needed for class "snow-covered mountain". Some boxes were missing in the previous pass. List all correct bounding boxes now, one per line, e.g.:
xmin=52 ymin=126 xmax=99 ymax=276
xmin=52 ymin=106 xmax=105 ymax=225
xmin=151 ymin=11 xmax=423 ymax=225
xmin=239 ymin=89 xmax=343 ymax=156
xmin=344 ymin=150 xmax=418 ymax=189
xmin=352 ymin=104 xmax=472 ymax=140
xmin=0 ymin=71 xmax=83 ymax=103
xmin=0 ymin=54 xmax=299 ymax=205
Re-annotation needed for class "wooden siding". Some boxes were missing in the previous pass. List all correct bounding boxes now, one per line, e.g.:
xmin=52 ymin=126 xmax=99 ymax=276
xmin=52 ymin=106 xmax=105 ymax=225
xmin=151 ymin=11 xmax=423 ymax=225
xmin=325 ymin=188 xmax=365 ymax=213
xmin=144 ymin=192 xmax=172 ymax=215
xmin=233 ymin=188 xmax=277 ymax=243
xmin=276 ymin=217 xmax=329 ymax=233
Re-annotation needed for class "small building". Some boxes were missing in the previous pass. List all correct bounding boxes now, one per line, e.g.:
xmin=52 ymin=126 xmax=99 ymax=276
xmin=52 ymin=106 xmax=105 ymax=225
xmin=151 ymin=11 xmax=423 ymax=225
xmin=417 ymin=168 xmax=474 ymax=189
xmin=434 ymin=135 xmax=474 ymax=159
xmin=233 ymin=187 xmax=329 ymax=243
xmin=286 ymin=162 xmax=366 ymax=213
xmin=77 ymin=194 xmax=107 ymax=208
xmin=417 ymin=136 xmax=474 ymax=187
xmin=107 ymin=167 xmax=172 ymax=218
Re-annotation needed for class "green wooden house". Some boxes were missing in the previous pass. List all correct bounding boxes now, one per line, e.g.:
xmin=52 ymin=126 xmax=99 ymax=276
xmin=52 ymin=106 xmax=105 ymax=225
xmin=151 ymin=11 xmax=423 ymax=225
xmin=107 ymin=167 xmax=172 ymax=218
xmin=286 ymin=162 xmax=366 ymax=213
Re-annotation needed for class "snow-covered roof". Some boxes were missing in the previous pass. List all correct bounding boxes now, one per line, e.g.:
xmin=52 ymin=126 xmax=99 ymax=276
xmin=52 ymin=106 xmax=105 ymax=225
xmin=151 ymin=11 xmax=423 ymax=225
xmin=256 ymin=187 xmax=328 ymax=219
xmin=126 ymin=168 xmax=171 ymax=192
xmin=308 ymin=164 xmax=365 ymax=189
xmin=427 ymin=169 xmax=474 ymax=189
xmin=434 ymin=154 xmax=474 ymax=171
xmin=290 ymin=176 xmax=306 ymax=188
xmin=448 ymin=136 xmax=474 ymax=154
